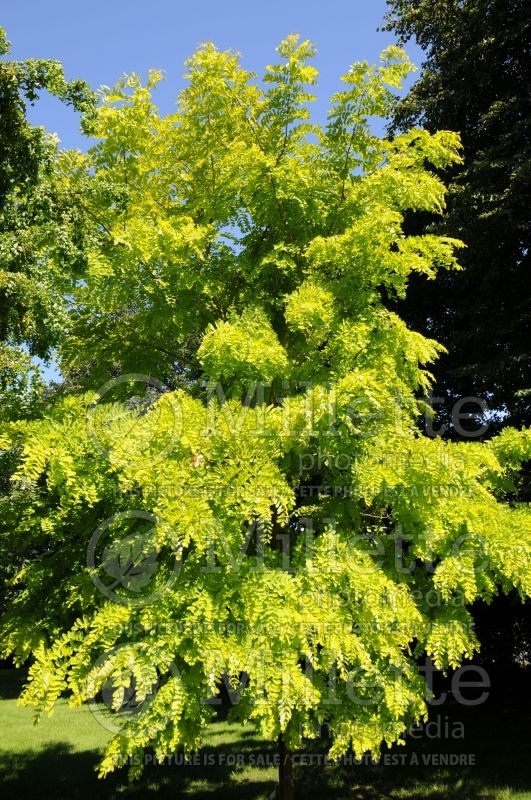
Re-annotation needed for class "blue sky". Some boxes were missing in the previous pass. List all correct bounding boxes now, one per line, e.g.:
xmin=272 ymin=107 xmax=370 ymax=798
xmin=2 ymin=0 xmax=422 ymax=150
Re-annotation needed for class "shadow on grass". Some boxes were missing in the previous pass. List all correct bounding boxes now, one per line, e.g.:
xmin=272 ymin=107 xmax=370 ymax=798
xmin=0 ymin=736 xmax=278 ymax=800
xmin=2 ymin=711 xmax=530 ymax=800
xmin=296 ymin=708 xmax=531 ymax=800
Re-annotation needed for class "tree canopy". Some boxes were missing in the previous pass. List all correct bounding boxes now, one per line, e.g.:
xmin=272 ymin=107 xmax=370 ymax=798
xmin=0 ymin=35 xmax=530 ymax=797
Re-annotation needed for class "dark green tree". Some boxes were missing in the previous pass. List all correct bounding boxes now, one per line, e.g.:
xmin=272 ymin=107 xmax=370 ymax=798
xmin=0 ymin=26 xmax=95 ymax=420
xmin=384 ymin=0 xmax=531 ymax=433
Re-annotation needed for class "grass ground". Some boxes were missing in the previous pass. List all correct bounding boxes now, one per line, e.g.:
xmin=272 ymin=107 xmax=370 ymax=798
xmin=0 ymin=668 xmax=530 ymax=799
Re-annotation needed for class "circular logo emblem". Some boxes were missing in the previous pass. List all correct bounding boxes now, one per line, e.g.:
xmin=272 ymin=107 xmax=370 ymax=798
xmin=87 ymin=510 xmax=183 ymax=606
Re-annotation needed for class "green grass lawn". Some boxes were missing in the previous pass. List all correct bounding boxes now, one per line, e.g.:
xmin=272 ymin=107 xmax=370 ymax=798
xmin=0 ymin=668 xmax=530 ymax=799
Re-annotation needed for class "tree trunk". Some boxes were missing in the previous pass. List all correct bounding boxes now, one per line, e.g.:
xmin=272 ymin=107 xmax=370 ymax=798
xmin=277 ymin=733 xmax=295 ymax=800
